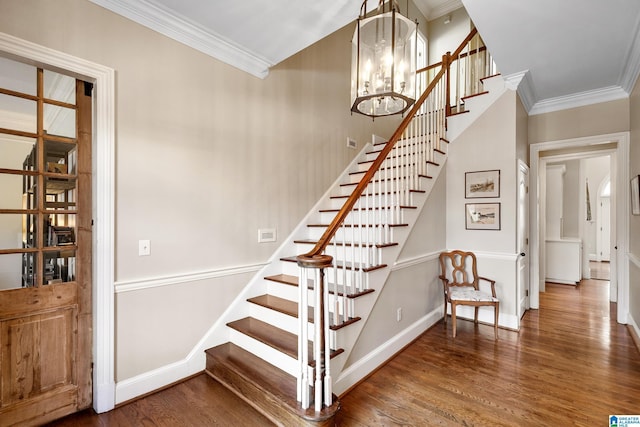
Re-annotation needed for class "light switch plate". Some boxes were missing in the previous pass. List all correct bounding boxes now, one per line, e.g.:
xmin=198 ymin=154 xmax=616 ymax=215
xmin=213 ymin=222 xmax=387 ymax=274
xmin=139 ymin=239 xmax=150 ymax=256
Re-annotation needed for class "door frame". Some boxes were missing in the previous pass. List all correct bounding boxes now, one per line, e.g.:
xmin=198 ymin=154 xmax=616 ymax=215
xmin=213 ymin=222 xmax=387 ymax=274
xmin=529 ymin=132 xmax=629 ymax=323
xmin=517 ymin=159 xmax=530 ymax=320
xmin=0 ymin=32 xmax=116 ymax=412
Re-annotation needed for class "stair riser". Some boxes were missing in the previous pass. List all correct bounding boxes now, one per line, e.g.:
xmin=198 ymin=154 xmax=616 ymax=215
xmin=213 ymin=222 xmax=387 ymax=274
xmin=266 ymin=280 xmax=299 ymax=301
xmin=279 ymin=258 xmax=394 ymax=280
xmin=327 ymin=194 xmax=416 ymax=212
xmin=296 ymin=243 xmax=386 ymax=267
xmin=341 ymin=169 xmax=435 ymax=190
xmin=319 ymin=209 xmax=407 ymax=225
xmin=304 ymin=226 xmax=401 ymax=246
xmin=229 ymin=329 xmax=299 ymax=377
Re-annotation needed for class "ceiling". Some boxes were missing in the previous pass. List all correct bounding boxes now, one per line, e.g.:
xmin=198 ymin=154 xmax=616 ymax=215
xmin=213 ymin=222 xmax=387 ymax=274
xmin=89 ymin=0 xmax=640 ymax=115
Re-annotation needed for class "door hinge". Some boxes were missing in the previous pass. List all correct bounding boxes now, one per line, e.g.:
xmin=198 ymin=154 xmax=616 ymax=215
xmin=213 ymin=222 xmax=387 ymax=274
xmin=526 ymin=290 xmax=529 ymax=297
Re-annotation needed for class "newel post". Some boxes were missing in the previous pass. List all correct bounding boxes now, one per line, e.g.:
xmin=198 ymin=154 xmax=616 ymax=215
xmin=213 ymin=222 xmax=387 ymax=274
xmin=296 ymin=253 xmax=333 ymax=412
xmin=443 ymin=51 xmax=452 ymax=116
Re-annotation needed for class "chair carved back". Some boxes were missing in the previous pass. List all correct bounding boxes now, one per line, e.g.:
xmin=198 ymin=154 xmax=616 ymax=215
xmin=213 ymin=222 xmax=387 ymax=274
xmin=439 ymin=250 xmax=480 ymax=290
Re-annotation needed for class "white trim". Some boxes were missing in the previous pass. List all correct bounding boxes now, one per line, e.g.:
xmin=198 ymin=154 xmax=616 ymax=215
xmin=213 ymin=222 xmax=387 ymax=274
xmin=115 ymin=352 xmax=205 ymax=405
xmin=529 ymin=132 xmax=629 ymax=321
xmin=529 ymin=86 xmax=629 ymax=116
xmin=619 ymin=13 xmax=640 ymax=94
xmin=392 ymin=250 xmax=440 ymax=271
xmin=333 ymin=306 xmax=442 ymax=396
xmin=0 ymin=31 xmax=117 ymax=413
xmin=115 ymin=262 xmax=267 ymax=293
xmin=89 ymin=0 xmax=272 ymax=79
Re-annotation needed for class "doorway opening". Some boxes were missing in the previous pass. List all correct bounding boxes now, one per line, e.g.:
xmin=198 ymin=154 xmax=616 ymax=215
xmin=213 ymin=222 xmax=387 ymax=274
xmin=529 ymin=132 xmax=629 ymax=325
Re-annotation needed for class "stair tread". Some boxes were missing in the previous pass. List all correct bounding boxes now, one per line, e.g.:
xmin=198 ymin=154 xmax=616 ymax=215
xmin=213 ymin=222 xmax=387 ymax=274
xmin=294 ymin=238 xmax=398 ymax=249
xmin=228 ymin=317 xmax=298 ymax=358
xmin=205 ymin=343 xmax=340 ymax=424
xmin=280 ymin=256 xmax=387 ymax=273
xmin=264 ymin=274 xmax=375 ymax=299
xmin=206 ymin=342 xmax=296 ymax=400
xmin=330 ymin=189 xmax=425 ymax=199
xmin=228 ymin=317 xmax=344 ymax=362
xmin=248 ymin=294 xmax=300 ymax=318
xmin=265 ymin=274 xmax=298 ymax=286
xmin=307 ymin=223 xmax=408 ymax=228
xmin=248 ymin=294 xmax=364 ymax=329
xmin=319 ymin=206 xmax=416 ymax=212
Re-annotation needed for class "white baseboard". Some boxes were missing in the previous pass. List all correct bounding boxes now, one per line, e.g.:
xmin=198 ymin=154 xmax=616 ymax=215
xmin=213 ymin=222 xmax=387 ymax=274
xmin=333 ymin=306 xmax=442 ymax=396
xmin=628 ymin=312 xmax=640 ymax=345
xmin=115 ymin=352 xmax=205 ymax=405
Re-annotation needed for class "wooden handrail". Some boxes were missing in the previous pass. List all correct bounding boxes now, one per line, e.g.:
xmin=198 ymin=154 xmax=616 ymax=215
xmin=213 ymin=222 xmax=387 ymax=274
xmin=299 ymin=28 xmax=481 ymax=261
xmin=301 ymin=68 xmax=446 ymax=260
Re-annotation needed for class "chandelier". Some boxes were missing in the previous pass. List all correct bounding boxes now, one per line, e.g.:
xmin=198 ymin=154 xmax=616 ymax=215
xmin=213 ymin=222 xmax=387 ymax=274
xmin=351 ymin=0 xmax=418 ymax=118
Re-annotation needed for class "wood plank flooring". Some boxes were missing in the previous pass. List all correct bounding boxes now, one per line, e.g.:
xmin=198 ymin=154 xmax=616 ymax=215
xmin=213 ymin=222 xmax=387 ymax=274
xmin=48 ymin=278 xmax=640 ymax=426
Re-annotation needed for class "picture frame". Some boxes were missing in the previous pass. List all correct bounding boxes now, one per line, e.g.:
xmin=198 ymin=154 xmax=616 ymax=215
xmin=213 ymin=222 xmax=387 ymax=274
xmin=465 ymin=169 xmax=500 ymax=198
xmin=49 ymin=225 xmax=75 ymax=246
xmin=632 ymin=175 xmax=640 ymax=216
xmin=465 ymin=203 xmax=501 ymax=230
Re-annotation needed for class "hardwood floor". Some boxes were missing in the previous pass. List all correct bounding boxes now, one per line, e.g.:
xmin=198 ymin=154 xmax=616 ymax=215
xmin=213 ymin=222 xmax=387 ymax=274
xmin=48 ymin=278 xmax=640 ymax=426
xmin=590 ymin=260 xmax=610 ymax=280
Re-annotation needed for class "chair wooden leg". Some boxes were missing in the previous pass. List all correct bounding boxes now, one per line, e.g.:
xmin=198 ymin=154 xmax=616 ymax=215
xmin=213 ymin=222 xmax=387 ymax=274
xmin=494 ymin=302 xmax=499 ymax=340
xmin=443 ymin=300 xmax=447 ymax=323
xmin=451 ymin=303 xmax=457 ymax=338
xmin=474 ymin=307 xmax=479 ymax=324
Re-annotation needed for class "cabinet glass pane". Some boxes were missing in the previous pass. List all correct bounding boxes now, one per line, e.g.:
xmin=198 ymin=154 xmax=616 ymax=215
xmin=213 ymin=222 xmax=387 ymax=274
xmin=43 ymin=69 xmax=76 ymax=104
xmin=45 ymin=139 xmax=77 ymax=175
xmin=44 ymin=250 xmax=75 ymax=284
xmin=43 ymin=104 xmax=76 ymax=139
xmin=0 ymin=57 xmax=36 ymax=96
xmin=0 ymin=213 xmax=30 ymax=250
xmin=0 ymin=93 xmax=36 ymax=133
xmin=0 ymin=134 xmax=36 ymax=170
xmin=0 ymin=173 xmax=35 ymax=210
xmin=0 ymin=253 xmax=27 ymax=290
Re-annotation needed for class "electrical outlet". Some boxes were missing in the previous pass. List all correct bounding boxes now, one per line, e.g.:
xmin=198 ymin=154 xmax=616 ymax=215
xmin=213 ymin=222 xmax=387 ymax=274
xmin=397 ymin=307 xmax=402 ymax=322
xmin=347 ymin=138 xmax=357 ymax=149
xmin=138 ymin=239 xmax=150 ymax=256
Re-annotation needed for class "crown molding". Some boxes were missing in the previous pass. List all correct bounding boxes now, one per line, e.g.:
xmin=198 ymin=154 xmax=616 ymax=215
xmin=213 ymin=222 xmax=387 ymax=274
xmin=504 ymin=70 xmax=535 ymax=112
xmin=89 ymin=0 xmax=273 ymax=79
xmin=528 ymin=85 xmax=628 ymax=116
xmin=619 ymin=14 xmax=640 ymax=94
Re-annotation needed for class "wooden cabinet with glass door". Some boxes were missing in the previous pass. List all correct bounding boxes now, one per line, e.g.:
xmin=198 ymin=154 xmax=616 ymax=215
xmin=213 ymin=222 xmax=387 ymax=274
xmin=0 ymin=58 xmax=92 ymax=425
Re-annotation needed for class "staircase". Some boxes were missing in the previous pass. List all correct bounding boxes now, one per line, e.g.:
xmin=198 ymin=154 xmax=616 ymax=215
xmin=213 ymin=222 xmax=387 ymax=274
xmin=204 ymin=30 xmax=503 ymax=426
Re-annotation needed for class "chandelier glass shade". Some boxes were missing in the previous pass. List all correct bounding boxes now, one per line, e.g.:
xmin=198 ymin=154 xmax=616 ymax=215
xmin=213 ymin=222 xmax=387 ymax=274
xmin=351 ymin=0 xmax=418 ymax=118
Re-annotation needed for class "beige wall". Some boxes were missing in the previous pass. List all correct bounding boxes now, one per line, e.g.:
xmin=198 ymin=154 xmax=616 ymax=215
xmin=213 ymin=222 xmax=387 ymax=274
xmin=0 ymin=0 xmax=403 ymax=380
xmin=528 ymin=98 xmax=630 ymax=144
xmin=346 ymin=171 xmax=447 ymax=365
xmin=427 ymin=7 xmax=471 ymax=64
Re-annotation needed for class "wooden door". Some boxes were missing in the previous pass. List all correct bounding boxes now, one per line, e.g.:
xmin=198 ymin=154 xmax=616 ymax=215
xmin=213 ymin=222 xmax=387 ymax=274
xmin=0 ymin=62 xmax=92 ymax=425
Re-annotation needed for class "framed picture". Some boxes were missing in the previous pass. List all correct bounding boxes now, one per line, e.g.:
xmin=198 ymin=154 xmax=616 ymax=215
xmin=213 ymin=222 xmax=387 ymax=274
xmin=465 ymin=169 xmax=500 ymax=198
xmin=49 ymin=225 xmax=75 ymax=246
xmin=466 ymin=203 xmax=501 ymax=230
xmin=632 ymin=175 xmax=640 ymax=216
